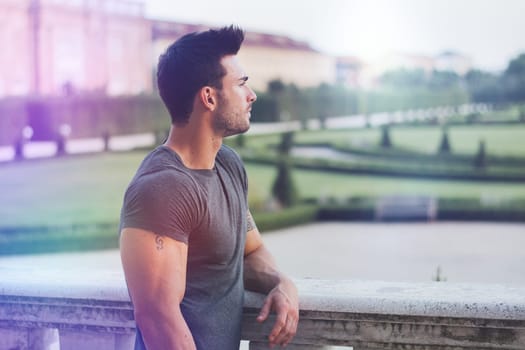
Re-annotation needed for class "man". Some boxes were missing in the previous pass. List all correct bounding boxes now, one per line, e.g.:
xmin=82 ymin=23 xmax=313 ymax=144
xmin=119 ymin=25 xmax=299 ymax=350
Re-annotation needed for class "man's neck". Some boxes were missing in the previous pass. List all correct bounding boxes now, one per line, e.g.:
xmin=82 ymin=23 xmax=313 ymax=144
xmin=164 ymin=124 xmax=222 ymax=170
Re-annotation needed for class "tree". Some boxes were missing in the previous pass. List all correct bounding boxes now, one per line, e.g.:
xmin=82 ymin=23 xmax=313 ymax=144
xmin=55 ymin=133 xmax=66 ymax=157
xmin=428 ymin=70 xmax=461 ymax=90
xmin=271 ymin=131 xmax=299 ymax=208
xmin=272 ymin=158 xmax=298 ymax=208
xmin=268 ymin=79 xmax=286 ymax=121
xmin=287 ymin=83 xmax=301 ymax=125
xmin=502 ymin=53 xmax=525 ymax=102
xmin=318 ymin=113 xmax=327 ymax=129
xmin=14 ymin=137 xmax=25 ymax=161
xmin=102 ymin=130 xmax=111 ymax=152
xmin=250 ymin=93 xmax=280 ymax=122
xmin=235 ymin=133 xmax=245 ymax=149
xmin=465 ymin=69 xmax=502 ymax=103
xmin=316 ymin=83 xmax=333 ymax=126
xmin=277 ymin=131 xmax=294 ymax=155
xmin=380 ymin=68 xmax=427 ymax=87
xmin=267 ymin=79 xmax=285 ymax=95
xmin=438 ymin=127 xmax=451 ymax=154
xmin=380 ymin=124 xmax=392 ymax=148
xmin=474 ymin=139 xmax=487 ymax=169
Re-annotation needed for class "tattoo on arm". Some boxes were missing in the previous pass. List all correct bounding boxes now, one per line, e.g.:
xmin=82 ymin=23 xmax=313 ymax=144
xmin=247 ymin=212 xmax=257 ymax=232
xmin=155 ymin=235 xmax=164 ymax=250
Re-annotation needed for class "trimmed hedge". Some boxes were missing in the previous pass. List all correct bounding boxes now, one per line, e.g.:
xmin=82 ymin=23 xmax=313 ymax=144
xmin=0 ymin=222 xmax=119 ymax=255
xmin=242 ymin=151 xmax=525 ymax=182
xmin=252 ymin=204 xmax=319 ymax=232
xmin=0 ymin=206 xmax=321 ymax=255
xmin=318 ymin=206 xmax=375 ymax=221
xmin=1 ymin=198 xmax=523 ymax=256
xmin=437 ymin=198 xmax=525 ymax=222
xmin=0 ymin=95 xmax=170 ymax=144
xmin=314 ymin=197 xmax=525 ymax=223
xmin=298 ymin=142 xmax=525 ymax=168
xmin=0 ymin=232 xmax=118 ymax=256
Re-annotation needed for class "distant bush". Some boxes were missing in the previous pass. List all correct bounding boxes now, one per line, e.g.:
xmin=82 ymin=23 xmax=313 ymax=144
xmin=317 ymin=205 xmax=375 ymax=221
xmin=380 ymin=125 xmax=392 ymax=148
xmin=438 ymin=198 xmax=525 ymax=222
xmin=2 ymin=196 xmax=524 ymax=256
xmin=272 ymin=158 xmax=299 ymax=208
xmin=242 ymin=151 xmax=525 ymax=182
xmin=474 ymin=139 xmax=487 ymax=168
xmin=0 ymin=223 xmax=119 ymax=255
xmin=250 ymin=93 xmax=280 ymax=122
xmin=277 ymin=131 xmax=294 ymax=155
xmin=0 ymin=95 xmax=170 ymax=144
xmin=253 ymin=204 xmax=319 ymax=232
xmin=438 ymin=127 xmax=451 ymax=154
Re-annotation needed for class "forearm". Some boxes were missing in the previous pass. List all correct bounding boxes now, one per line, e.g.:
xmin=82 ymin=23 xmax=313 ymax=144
xmin=244 ymin=244 xmax=293 ymax=294
xmin=136 ymin=305 xmax=196 ymax=350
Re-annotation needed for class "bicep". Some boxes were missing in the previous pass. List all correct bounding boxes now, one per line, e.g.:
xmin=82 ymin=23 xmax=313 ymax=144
xmin=245 ymin=210 xmax=264 ymax=256
xmin=120 ymin=227 xmax=188 ymax=312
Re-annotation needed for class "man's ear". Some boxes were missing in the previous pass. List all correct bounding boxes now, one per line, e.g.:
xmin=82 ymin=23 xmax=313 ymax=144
xmin=199 ymin=86 xmax=218 ymax=111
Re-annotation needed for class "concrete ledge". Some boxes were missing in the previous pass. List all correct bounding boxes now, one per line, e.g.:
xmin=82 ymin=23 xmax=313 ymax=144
xmin=1 ymin=267 xmax=524 ymax=349
xmin=243 ymin=280 xmax=525 ymax=349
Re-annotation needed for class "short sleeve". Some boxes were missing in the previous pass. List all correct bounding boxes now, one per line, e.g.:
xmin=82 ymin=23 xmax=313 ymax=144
xmin=120 ymin=169 xmax=203 ymax=244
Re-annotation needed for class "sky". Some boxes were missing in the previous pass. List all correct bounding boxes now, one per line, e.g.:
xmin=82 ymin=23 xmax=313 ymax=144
xmin=145 ymin=0 xmax=525 ymax=72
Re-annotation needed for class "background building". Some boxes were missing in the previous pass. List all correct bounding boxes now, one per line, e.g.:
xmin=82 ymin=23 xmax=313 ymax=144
xmin=336 ymin=56 xmax=364 ymax=88
xmin=0 ymin=0 xmax=34 ymax=97
xmin=434 ymin=51 xmax=473 ymax=76
xmin=0 ymin=0 xmax=152 ymax=97
xmin=0 ymin=0 xmax=475 ymax=97
xmin=0 ymin=0 xmax=336 ymax=98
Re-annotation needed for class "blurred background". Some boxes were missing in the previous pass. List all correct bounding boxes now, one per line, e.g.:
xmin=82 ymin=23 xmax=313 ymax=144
xmin=0 ymin=0 xmax=524 ymax=286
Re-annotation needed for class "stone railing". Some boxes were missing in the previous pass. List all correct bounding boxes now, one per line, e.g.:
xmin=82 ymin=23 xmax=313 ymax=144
xmin=1 ymin=266 xmax=524 ymax=349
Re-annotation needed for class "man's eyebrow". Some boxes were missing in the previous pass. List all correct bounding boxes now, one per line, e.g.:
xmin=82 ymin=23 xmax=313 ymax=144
xmin=238 ymin=76 xmax=249 ymax=82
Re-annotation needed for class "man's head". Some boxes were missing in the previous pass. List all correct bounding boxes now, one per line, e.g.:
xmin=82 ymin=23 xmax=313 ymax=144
xmin=157 ymin=25 xmax=246 ymax=125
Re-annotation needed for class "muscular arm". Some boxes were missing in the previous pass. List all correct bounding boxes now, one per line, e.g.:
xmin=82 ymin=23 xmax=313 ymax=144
xmin=120 ymin=228 xmax=196 ymax=350
xmin=244 ymin=211 xmax=299 ymax=347
xmin=243 ymin=223 xmax=285 ymax=294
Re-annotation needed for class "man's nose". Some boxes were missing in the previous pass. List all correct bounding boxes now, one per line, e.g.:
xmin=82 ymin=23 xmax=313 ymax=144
xmin=248 ymin=87 xmax=257 ymax=102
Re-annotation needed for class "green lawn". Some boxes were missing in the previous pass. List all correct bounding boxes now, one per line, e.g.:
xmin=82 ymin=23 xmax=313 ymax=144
xmin=245 ymin=164 xmax=525 ymax=202
xmin=1 ymin=149 xmax=524 ymax=228
xmin=241 ymin=124 xmax=525 ymax=157
xmin=392 ymin=125 xmax=525 ymax=156
xmin=3 ymin=121 xmax=525 ymax=227
xmin=0 ymin=153 xmax=139 ymax=226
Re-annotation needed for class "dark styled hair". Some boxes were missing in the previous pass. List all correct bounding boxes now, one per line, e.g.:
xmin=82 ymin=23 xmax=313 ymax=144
xmin=156 ymin=25 xmax=245 ymax=125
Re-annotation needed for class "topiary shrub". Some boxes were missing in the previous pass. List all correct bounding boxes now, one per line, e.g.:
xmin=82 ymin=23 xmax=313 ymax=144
xmin=438 ymin=126 xmax=451 ymax=154
xmin=380 ymin=124 xmax=392 ymax=148
xmin=272 ymin=158 xmax=299 ymax=208
xmin=253 ymin=204 xmax=319 ymax=232
xmin=474 ymin=139 xmax=487 ymax=168
xmin=277 ymin=131 xmax=294 ymax=155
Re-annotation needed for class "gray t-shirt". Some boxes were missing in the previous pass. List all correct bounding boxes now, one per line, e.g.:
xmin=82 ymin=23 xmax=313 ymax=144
xmin=120 ymin=144 xmax=248 ymax=350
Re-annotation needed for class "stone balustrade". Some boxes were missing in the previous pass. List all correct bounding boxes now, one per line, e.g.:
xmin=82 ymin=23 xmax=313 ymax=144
xmin=1 ymin=266 xmax=524 ymax=349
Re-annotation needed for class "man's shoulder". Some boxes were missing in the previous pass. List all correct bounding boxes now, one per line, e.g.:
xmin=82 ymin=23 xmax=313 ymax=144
xmin=130 ymin=147 xmax=196 ymax=191
xmin=217 ymin=144 xmax=243 ymax=165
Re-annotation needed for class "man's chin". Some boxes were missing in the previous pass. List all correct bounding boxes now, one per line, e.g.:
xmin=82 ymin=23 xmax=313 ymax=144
xmin=224 ymin=124 xmax=250 ymax=138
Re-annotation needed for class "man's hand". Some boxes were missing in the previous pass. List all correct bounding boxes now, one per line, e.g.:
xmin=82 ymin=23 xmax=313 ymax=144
xmin=256 ymin=280 xmax=299 ymax=348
